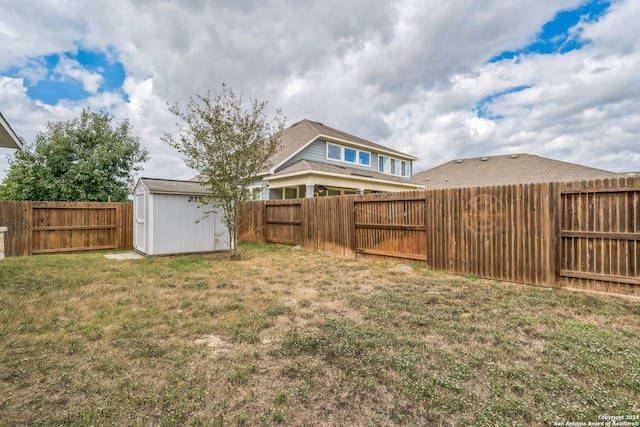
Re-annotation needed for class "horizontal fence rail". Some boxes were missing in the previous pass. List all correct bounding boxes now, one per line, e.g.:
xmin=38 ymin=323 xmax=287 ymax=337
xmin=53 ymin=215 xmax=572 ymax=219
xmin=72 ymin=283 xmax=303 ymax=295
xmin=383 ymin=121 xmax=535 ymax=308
xmin=558 ymin=179 xmax=639 ymax=295
xmin=239 ymin=178 xmax=640 ymax=297
xmin=0 ymin=201 xmax=133 ymax=256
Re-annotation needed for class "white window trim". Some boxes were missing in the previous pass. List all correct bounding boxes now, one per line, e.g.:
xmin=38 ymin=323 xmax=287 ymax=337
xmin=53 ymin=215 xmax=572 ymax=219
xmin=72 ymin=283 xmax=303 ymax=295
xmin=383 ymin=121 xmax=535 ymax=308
xmin=282 ymin=187 xmax=299 ymax=199
xmin=378 ymin=155 xmax=411 ymax=177
xmin=323 ymin=187 xmax=358 ymax=197
xmin=326 ymin=142 xmax=371 ymax=167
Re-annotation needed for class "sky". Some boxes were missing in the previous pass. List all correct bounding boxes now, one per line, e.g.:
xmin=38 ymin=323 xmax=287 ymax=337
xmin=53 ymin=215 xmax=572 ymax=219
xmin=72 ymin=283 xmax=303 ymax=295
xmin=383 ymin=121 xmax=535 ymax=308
xmin=0 ymin=0 xmax=638 ymax=183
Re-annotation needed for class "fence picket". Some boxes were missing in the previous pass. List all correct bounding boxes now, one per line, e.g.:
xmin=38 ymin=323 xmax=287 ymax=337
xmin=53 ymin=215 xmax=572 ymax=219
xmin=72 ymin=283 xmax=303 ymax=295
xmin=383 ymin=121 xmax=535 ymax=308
xmin=240 ymin=177 xmax=640 ymax=297
xmin=0 ymin=201 xmax=133 ymax=256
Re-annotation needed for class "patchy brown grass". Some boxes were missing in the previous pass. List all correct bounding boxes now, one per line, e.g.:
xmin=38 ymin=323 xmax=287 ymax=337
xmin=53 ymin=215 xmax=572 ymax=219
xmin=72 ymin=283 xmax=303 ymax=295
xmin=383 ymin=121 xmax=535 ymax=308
xmin=0 ymin=241 xmax=639 ymax=426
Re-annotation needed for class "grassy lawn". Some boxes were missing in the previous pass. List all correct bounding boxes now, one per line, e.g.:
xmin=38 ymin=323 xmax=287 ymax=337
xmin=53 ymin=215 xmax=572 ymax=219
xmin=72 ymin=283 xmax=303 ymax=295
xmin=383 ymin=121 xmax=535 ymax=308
xmin=0 ymin=241 xmax=639 ymax=426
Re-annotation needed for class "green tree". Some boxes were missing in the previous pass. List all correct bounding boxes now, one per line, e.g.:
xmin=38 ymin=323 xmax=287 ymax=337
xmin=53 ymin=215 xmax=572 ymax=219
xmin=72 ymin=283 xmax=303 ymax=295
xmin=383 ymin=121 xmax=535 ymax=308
xmin=0 ymin=109 xmax=149 ymax=202
xmin=163 ymin=85 xmax=285 ymax=259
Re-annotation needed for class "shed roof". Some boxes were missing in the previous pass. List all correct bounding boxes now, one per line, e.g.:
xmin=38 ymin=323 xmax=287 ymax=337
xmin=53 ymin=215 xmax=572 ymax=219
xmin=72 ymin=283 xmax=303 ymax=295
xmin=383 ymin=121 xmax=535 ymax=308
xmin=0 ymin=112 xmax=22 ymax=149
xmin=413 ymin=154 xmax=623 ymax=189
xmin=138 ymin=177 xmax=210 ymax=195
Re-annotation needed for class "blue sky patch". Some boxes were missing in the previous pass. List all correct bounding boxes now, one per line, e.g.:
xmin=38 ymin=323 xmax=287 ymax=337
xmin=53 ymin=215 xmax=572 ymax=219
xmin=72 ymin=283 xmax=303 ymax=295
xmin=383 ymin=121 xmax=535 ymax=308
xmin=474 ymin=85 xmax=531 ymax=120
xmin=490 ymin=0 xmax=612 ymax=62
xmin=5 ymin=47 xmax=127 ymax=105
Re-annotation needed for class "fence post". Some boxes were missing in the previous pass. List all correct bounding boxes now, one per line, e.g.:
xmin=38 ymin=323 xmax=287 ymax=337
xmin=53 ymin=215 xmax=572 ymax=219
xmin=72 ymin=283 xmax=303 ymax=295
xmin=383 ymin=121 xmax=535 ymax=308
xmin=26 ymin=201 xmax=33 ymax=255
xmin=115 ymin=203 xmax=121 ymax=250
xmin=0 ymin=226 xmax=6 ymax=260
xmin=262 ymin=200 xmax=267 ymax=243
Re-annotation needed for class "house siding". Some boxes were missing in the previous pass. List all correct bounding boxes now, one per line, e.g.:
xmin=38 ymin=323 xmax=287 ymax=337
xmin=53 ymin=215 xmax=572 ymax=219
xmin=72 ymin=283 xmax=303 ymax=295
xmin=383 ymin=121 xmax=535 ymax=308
xmin=280 ymin=139 xmax=379 ymax=173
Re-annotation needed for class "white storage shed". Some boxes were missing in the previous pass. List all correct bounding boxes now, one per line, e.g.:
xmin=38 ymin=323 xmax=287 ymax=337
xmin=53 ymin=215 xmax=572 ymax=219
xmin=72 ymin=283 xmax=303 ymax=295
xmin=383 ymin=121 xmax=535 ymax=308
xmin=133 ymin=178 xmax=231 ymax=256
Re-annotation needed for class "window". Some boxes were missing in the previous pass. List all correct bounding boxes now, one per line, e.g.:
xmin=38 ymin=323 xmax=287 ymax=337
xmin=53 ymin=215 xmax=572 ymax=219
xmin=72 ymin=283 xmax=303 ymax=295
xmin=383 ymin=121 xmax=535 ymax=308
xmin=391 ymin=159 xmax=399 ymax=175
xmin=359 ymin=151 xmax=371 ymax=166
xmin=401 ymin=161 xmax=410 ymax=177
xmin=344 ymin=147 xmax=357 ymax=163
xmin=323 ymin=187 xmax=357 ymax=197
xmin=283 ymin=187 xmax=298 ymax=199
xmin=326 ymin=142 xmax=371 ymax=166
xmin=378 ymin=155 xmax=388 ymax=172
xmin=327 ymin=143 xmax=341 ymax=160
xmin=379 ymin=155 xmax=411 ymax=177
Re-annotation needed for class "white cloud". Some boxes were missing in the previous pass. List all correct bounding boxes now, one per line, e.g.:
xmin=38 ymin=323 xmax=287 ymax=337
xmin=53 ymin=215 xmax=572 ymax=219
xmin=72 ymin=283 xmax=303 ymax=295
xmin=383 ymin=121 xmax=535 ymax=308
xmin=54 ymin=56 xmax=103 ymax=94
xmin=1 ymin=0 xmax=639 ymax=185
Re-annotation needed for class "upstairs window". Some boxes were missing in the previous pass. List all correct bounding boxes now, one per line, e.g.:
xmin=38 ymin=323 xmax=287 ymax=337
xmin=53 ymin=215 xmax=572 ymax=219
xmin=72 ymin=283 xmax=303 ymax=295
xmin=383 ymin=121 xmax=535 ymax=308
xmin=379 ymin=155 xmax=411 ymax=177
xmin=327 ymin=143 xmax=341 ymax=160
xmin=344 ymin=147 xmax=357 ymax=163
xmin=359 ymin=151 xmax=371 ymax=166
xmin=378 ymin=155 xmax=388 ymax=172
xmin=326 ymin=142 xmax=371 ymax=166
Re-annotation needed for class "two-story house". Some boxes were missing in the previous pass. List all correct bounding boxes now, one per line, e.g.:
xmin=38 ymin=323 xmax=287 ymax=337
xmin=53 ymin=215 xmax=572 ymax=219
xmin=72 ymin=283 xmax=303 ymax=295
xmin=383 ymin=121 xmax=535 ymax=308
xmin=250 ymin=119 xmax=421 ymax=200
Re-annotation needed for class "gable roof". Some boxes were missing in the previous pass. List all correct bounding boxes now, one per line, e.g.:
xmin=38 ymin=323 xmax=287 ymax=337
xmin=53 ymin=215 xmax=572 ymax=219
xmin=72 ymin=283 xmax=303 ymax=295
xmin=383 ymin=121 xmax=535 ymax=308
xmin=413 ymin=154 xmax=623 ymax=189
xmin=137 ymin=177 xmax=209 ymax=195
xmin=270 ymin=159 xmax=422 ymax=187
xmin=0 ymin=112 xmax=22 ymax=149
xmin=267 ymin=119 xmax=416 ymax=173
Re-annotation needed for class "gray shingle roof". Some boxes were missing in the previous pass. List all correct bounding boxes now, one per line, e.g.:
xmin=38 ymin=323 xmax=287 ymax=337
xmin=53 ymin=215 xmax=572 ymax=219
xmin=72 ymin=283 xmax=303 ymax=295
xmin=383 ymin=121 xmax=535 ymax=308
xmin=139 ymin=177 xmax=210 ymax=195
xmin=412 ymin=154 xmax=624 ymax=189
xmin=268 ymin=119 xmax=415 ymax=171
xmin=270 ymin=159 xmax=420 ymax=185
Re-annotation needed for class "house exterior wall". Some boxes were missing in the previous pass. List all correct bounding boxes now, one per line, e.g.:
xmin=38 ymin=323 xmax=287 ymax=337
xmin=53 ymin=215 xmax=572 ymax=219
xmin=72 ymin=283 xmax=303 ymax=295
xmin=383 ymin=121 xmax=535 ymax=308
xmin=281 ymin=139 xmax=373 ymax=173
xmin=279 ymin=139 xmax=413 ymax=177
xmin=270 ymin=174 xmax=416 ymax=194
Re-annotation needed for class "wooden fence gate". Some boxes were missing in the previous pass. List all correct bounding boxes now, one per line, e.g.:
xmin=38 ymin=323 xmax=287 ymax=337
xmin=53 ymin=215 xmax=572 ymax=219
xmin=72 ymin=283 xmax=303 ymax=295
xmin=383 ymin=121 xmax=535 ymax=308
xmin=353 ymin=194 xmax=427 ymax=261
xmin=264 ymin=200 xmax=303 ymax=246
xmin=558 ymin=180 xmax=640 ymax=295
xmin=0 ymin=201 xmax=133 ymax=256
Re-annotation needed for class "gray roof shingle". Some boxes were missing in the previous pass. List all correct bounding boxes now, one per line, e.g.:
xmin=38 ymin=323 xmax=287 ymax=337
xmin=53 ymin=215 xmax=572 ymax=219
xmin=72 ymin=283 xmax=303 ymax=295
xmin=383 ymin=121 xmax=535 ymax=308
xmin=413 ymin=154 xmax=624 ymax=189
xmin=268 ymin=119 xmax=415 ymax=171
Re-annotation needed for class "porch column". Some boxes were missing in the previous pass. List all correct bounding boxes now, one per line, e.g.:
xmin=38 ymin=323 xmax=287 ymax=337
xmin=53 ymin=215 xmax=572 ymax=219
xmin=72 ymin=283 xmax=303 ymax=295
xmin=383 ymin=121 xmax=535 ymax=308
xmin=305 ymin=184 xmax=315 ymax=198
xmin=0 ymin=227 xmax=6 ymax=261
xmin=261 ymin=187 xmax=270 ymax=200
xmin=358 ymin=188 xmax=365 ymax=195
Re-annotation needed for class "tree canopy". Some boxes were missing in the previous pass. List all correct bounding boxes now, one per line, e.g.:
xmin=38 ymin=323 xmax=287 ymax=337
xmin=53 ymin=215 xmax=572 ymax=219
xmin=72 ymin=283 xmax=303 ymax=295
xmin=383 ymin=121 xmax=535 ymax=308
xmin=163 ymin=85 xmax=285 ymax=258
xmin=0 ymin=109 xmax=149 ymax=202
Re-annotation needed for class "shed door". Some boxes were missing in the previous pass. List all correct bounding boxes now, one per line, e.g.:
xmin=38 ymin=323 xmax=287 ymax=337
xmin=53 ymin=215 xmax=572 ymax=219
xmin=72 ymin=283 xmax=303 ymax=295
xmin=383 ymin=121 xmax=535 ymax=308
xmin=134 ymin=191 xmax=146 ymax=253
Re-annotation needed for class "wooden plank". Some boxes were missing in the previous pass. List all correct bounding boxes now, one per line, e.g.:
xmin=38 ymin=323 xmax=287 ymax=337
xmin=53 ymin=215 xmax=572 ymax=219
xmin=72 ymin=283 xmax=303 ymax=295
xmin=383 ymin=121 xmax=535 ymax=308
xmin=561 ymin=187 xmax=640 ymax=195
xmin=354 ymin=223 xmax=426 ymax=231
xmin=266 ymin=238 xmax=299 ymax=246
xmin=355 ymin=247 xmax=427 ymax=261
xmin=560 ymin=269 xmax=640 ymax=286
xmin=560 ymin=230 xmax=640 ymax=240
xmin=265 ymin=220 xmax=302 ymax=225
xmin=32 ymin=245 xmax=117 ymax=254
xmin=353 ymin=195 xmax=426 ymax=203
xmin=31 ymin=205 xmax=117 ymax=210
xmin=32 ymin=225 xmax=117 ymax=231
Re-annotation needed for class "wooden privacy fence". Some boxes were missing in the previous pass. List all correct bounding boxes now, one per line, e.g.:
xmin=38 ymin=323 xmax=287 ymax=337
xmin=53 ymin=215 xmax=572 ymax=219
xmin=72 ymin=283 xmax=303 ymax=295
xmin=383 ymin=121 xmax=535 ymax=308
xmin=0 ymin=201 xmax=133 ymax=256
xmin=239 ymin=177 xmax=640 ymax=297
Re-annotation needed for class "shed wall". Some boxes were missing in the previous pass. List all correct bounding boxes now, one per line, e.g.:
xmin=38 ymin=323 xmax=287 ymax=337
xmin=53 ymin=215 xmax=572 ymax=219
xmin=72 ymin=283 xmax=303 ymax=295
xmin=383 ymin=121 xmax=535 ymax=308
xmin=149 ymin=194 xmax=221 ymax=255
